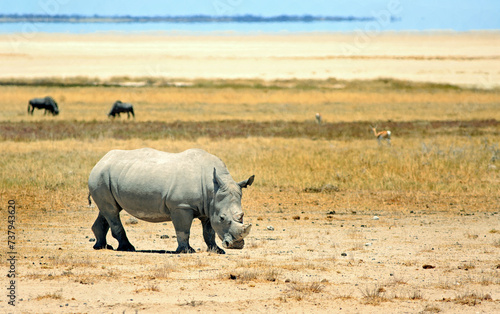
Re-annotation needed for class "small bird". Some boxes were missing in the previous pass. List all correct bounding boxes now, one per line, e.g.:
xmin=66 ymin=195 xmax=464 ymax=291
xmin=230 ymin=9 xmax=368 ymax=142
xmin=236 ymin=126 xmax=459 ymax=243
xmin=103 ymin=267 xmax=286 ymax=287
xmin=315 ymin=113 xmax=322 ymax=125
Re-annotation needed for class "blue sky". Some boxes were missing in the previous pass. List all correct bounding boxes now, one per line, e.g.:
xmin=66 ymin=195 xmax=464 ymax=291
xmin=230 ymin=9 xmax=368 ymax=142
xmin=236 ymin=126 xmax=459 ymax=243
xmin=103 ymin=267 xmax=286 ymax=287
xmin=1 ymin=1 xmax=499 ymax=30
xmin=1 ymin=1 xmax=397 ymax=16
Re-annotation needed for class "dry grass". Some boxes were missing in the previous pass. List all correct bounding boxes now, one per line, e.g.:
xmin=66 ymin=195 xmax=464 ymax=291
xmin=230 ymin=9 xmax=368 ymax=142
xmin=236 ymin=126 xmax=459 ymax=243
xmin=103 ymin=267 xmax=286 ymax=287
xmin=1 ymin=78 xmax=499 ymax=122
xmin=1 ymin=80 xmax=498 ymax=203
xmin=134 ymin=284 xmax=161 ymax=293
xmin=444 ymin=291 xmax=493 ymax=306
xmin=151 ymin=263 xmax=176 ymax=279
xmin=421 ymin=304 xmax=442 ymax=313
xmin=1 ymin=78 xmax=499 ymax=313
xmin=282 ymin=282 xmax=325 ymax=301
xmin=35 ymin=290 xmax=63 ymax=301
xmin=360 ymin=285 xmax=388 ymax=305
xmin=2 ymin=135 xmax=497 ymax=199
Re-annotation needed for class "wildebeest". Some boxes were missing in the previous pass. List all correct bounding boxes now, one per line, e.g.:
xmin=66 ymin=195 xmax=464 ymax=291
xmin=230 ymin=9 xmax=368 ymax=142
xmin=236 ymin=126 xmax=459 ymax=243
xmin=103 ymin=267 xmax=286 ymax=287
xmin=108 ymin=100 xmax=134 ymax=118
xmin=88 ymin=148 xmax=254 ymax=254
xmin=27 ymin=96 xmax=59 ymax=115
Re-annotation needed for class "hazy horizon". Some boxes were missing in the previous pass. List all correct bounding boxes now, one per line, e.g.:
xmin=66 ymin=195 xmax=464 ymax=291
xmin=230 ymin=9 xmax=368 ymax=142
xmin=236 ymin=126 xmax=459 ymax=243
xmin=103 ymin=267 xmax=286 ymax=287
xmin=0 ymin=1 xmax=499 ymax=31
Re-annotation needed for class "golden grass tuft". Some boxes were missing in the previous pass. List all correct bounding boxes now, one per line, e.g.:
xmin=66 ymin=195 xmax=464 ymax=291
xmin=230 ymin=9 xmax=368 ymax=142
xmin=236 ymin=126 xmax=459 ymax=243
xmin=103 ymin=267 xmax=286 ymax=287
xmin=422 ymin=304 xmax=442 ymax=313
xmin=151 ymin=263 xmax=177 ymax=279
xmin=445 ymin=291 xmax=493 ymax=306
xmin=35 ymin=290 xmax=63 ymax=301
xmin=134 ymin=284 xmax=161 ymax=293
xmin=360 ymin=285 xmax=389 ymax=305
xmin=282 ymin=281 xmax=325 ymax=301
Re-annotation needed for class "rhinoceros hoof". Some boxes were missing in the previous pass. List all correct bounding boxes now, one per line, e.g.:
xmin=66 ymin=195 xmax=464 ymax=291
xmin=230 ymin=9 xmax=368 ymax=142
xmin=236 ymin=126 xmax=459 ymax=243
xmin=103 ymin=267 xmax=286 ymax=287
xmin=208 ymin=247 xmax=226 ymax=254
xmin=176 ymin=246 xmax=196 ymax=254
xmin=117 ymin=244 xmax=136 ymax=252
xmin=93 ymin=244 xmax=114 ymax=250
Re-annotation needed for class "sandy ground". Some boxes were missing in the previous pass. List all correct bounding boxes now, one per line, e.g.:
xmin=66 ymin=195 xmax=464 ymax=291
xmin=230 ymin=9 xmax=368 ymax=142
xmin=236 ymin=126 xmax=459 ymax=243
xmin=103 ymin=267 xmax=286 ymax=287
xmin=1 ymin=31 xmax=500 ymax=313
xmin=0 ymin=31 xmax=500 ymax=88
xmin=1 ymin=190 xmax=499 ymax=313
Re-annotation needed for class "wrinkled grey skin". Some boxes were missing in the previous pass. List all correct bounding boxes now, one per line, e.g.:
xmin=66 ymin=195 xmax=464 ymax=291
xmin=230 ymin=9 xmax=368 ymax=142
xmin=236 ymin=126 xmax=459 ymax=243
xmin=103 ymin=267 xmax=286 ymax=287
xmin=88 ymin=148 xmax=254 ymax=254
xmin=108 ymin=100 xmax=134 ymax=118
xmin=28 ymin=96 xmax=59 ymax=115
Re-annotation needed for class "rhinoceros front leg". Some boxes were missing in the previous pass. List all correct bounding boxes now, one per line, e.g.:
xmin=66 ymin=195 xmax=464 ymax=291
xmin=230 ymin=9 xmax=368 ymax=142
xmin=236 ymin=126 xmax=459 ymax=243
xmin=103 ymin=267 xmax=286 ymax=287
xmin=170 ymin=209 xmax=196 ymax=253
xmin=200 ymin=217 xmax=225 ymax=254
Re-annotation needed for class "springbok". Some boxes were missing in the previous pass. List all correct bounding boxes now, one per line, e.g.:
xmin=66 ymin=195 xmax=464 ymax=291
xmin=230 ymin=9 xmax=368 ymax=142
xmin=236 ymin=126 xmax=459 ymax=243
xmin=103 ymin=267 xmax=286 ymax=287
xmin=371 ymin=125 xmax=391 ymax=145
xmin=315 ymin=113 xmax=322 ymax=125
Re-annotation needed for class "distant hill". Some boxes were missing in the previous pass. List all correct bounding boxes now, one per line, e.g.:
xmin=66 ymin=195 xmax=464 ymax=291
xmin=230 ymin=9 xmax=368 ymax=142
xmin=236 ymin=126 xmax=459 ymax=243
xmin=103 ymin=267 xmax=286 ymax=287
xmin=0 ymin=14 xmax=392 ymax=23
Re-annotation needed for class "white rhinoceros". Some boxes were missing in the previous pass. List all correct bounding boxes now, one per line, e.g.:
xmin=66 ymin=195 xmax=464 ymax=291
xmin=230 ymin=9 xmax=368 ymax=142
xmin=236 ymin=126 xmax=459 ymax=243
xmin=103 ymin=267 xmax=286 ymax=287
xmin=88 ymin=148 xmax=254 ymax=254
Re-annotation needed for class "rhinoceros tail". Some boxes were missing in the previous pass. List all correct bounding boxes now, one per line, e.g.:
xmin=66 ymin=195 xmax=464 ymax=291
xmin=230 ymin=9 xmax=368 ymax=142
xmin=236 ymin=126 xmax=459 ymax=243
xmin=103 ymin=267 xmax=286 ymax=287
xmin=88 ymin=192 xmax=92 ymax=206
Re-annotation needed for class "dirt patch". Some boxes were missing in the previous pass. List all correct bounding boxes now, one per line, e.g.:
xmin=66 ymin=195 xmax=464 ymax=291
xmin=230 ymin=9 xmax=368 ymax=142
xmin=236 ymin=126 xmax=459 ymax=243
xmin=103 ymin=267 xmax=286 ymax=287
xmin=1 ymin=119 xmax=498 ymax=141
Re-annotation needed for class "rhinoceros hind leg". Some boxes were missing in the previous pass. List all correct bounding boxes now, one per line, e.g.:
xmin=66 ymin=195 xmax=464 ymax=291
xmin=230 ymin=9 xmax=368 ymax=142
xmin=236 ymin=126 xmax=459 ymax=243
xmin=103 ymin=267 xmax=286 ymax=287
xmin=94 ymin=201 xmax=136 ymax=252
xmin=92 ymin=213 xmax=111 ymax=250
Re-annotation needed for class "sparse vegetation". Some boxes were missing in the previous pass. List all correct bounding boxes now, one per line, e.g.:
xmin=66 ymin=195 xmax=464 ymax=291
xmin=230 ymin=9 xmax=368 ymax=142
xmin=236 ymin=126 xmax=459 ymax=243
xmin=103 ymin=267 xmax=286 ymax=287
xmin=151 ymin=263 xmax=176 ymax=279
xmin=421 ymin=304 xmax=442 ymax=313
xmin=493 ymin=239 xmax=500 ymax=248
xmin=360 ymin=286 xmax=388 ymax=305
xmin=35 ymin=290 xmax=63 ymax=301
xmin=135 ymin=284 xmax=160 ymax=293
xmin=282 ymin=282 xmax=325 ymax=301
xmin=2 ymin=76 xmax=499 ymax=312
xmin=444 ymin=291 xmax=493 ymax=306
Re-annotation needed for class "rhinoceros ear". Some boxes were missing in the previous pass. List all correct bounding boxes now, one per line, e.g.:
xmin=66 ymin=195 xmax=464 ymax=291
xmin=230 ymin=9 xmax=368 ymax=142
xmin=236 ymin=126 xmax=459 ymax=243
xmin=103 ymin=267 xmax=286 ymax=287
xmin=213 ymin=168 xmax=225 ymax=193
xmin=238 ymin=175 xmax=255 ymax=189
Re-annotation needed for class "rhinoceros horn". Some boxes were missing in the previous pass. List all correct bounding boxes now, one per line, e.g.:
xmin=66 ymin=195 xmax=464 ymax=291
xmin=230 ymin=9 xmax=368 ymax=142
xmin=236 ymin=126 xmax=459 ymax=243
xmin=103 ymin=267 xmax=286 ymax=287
xmin=241 ymin=223 xmax=252 ymax=238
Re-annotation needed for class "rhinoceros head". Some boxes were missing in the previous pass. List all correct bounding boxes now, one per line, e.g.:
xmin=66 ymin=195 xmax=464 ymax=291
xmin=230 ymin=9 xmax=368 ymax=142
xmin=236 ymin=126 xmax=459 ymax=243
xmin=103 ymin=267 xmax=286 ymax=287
xmin=211 ymin=168 xmax=254 ymax=249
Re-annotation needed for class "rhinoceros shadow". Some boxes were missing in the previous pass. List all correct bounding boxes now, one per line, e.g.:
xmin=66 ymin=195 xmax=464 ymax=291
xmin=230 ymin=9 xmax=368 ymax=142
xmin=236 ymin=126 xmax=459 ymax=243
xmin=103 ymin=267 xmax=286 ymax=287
xmin=133 ymin=249 xmax=178 ymax=254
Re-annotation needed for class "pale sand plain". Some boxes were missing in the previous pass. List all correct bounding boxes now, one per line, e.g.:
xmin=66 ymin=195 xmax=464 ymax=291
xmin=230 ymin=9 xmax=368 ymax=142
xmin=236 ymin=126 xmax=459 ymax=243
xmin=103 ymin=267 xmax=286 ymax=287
xmin=1 ymin=31 xmax=500 ymax=87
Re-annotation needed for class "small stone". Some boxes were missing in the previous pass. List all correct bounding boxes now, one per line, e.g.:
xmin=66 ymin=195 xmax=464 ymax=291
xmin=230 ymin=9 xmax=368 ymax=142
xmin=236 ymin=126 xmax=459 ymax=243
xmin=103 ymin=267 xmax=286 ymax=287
xmin=373 ymin=216 xmax=379 ymax=220
xmin=126 ymin=217 xmax=139 ymax=225
xmin=89 ymin=238 xmax=96 ymax=242
xmin=365 ymin=242 xmax=372 ymax=246
xmin=160 ymin=235 xmax=169 ymax=239
xmin=341 ymin=253 xmax=347 ymax=257
xmin=266 ymin=226 xmax=275 ymax=231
